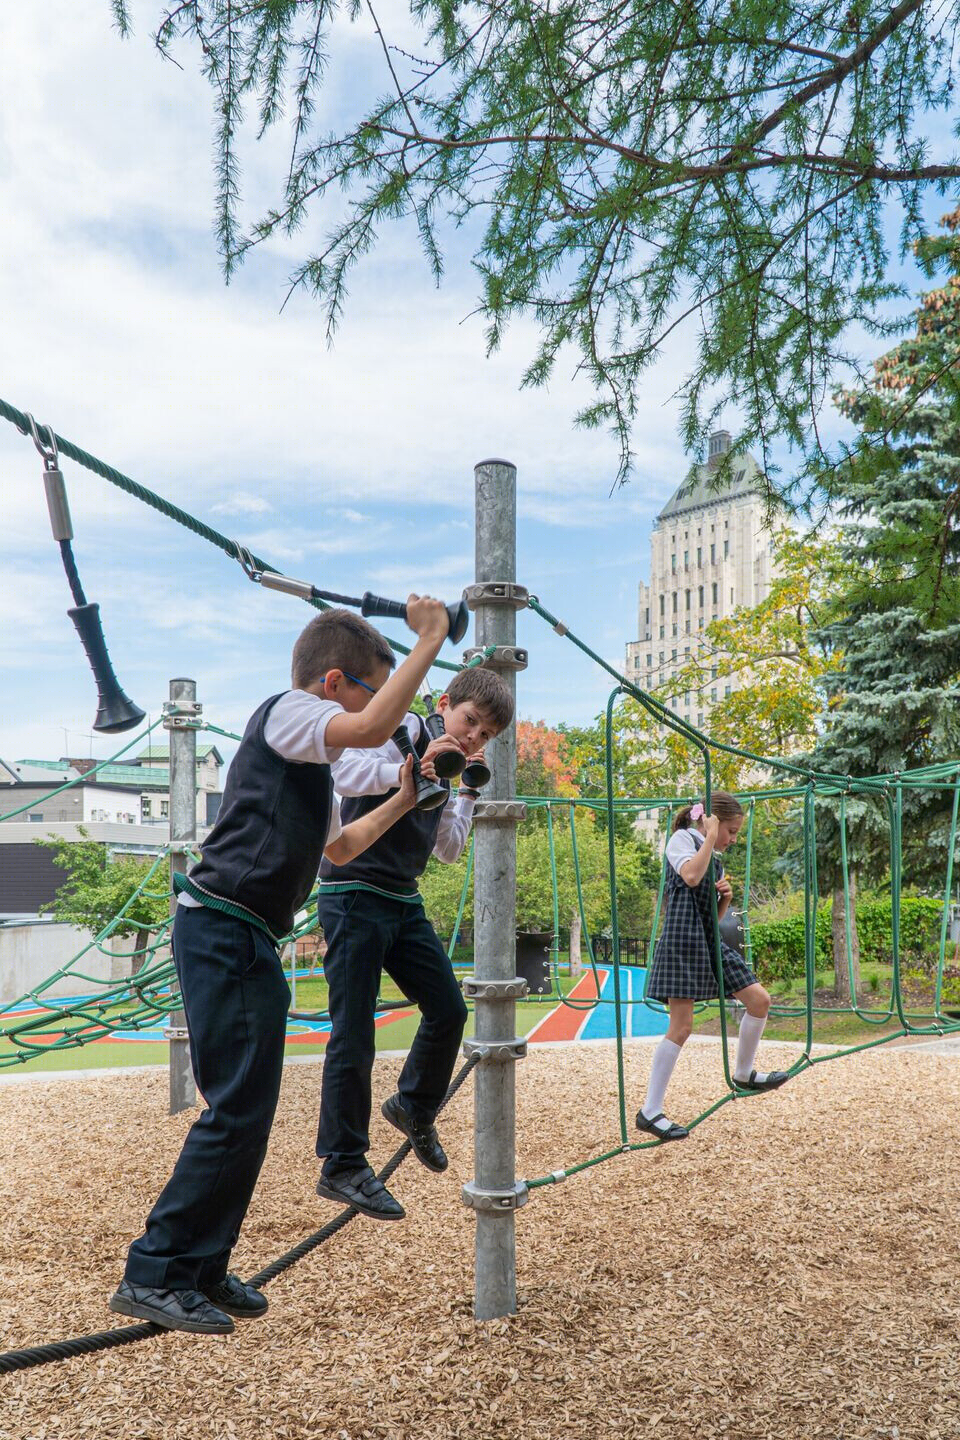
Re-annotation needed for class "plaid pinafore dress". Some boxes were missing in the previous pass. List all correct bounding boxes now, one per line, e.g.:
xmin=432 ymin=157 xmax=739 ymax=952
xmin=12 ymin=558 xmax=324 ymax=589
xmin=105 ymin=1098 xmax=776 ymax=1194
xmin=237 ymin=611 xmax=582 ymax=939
xmin=646 ymin=831 xmax=758 ymax=1002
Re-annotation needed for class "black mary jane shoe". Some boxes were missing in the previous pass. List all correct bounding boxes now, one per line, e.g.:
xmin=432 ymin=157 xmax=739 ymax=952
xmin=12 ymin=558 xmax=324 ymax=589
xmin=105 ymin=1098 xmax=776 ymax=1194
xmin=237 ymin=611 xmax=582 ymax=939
xmin=316 ymin=1164 xmax=406 ymax=1221
xmin=200 ymin=1273 xmax=269 ymax=1319
xmin=733 ymin=1069 xmax=790 ymax=1092
xmin=635 ymin=1110 xmax=689 ymax=1142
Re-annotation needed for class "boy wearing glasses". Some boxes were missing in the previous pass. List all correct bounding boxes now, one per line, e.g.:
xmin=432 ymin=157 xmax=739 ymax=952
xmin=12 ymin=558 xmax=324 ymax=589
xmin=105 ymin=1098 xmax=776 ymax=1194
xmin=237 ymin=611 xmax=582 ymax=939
xmin=314 ymin=666 xmax=514 ymax=1220
xmin=110 ymin=601 xmax=450 ymax=1336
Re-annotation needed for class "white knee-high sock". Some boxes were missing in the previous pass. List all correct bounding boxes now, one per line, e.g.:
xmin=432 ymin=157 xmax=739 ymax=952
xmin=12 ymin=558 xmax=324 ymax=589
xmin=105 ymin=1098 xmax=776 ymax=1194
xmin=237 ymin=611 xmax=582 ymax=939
xmin=641 ymin=1038 xmax=683 ymax=1122
xmin=734 ymin=1012 xmax=768 ymax=1081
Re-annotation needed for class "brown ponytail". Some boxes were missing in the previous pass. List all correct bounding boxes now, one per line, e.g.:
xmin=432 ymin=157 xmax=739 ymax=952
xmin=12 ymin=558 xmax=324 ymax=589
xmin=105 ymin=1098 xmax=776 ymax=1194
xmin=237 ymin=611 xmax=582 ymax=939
xmin=673 ymin=792 xmax=744 ymax=833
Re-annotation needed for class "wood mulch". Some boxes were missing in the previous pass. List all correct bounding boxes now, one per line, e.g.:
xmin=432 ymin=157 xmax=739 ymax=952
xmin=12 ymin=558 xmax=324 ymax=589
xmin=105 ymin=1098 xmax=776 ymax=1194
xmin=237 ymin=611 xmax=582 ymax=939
xmin=1 ymin=1042 xmax=959 ymax=1439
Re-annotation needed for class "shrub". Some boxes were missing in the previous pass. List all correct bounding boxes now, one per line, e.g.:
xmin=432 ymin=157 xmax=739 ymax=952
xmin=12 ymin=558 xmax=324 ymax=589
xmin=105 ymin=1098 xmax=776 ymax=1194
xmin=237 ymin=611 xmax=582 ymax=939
xmin=748 ymin=896 xmax=946 ymax=985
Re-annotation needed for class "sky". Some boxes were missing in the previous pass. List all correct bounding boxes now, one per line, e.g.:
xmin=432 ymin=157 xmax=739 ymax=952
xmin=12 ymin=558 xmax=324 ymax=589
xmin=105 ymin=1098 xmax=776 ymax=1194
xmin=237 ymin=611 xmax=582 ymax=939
xmin=0 ymin=4 xmax=954 ymax=771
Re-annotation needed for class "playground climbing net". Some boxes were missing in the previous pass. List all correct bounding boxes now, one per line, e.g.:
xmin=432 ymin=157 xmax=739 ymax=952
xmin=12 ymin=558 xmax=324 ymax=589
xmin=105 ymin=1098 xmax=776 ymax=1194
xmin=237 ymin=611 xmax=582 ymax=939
xmin=1 ymin=398 xmax=958 ymax=1373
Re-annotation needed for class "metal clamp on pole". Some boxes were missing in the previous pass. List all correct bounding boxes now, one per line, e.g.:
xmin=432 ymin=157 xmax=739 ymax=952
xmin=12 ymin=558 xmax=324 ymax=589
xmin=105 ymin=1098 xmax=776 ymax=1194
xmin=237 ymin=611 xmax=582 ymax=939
xmin=162 ymin=1025 xmax=189 ymax=1042
xmin=462 ymin=645 xmax=529 ymax=670
xmin=473 ymin=800 xmax=527 ymax=822
xmin=462 ymin=1181 xmax=529 ymax=1213
xmin=463 ymin=582 xmax=530 ymax=611
xmin=462 ymin=977 xmax=529 ymax=1001
xmin=162 ymin=699 xmax=203 ymax=729
xmin=463 ymin=1038 xmax=528 ymax=1062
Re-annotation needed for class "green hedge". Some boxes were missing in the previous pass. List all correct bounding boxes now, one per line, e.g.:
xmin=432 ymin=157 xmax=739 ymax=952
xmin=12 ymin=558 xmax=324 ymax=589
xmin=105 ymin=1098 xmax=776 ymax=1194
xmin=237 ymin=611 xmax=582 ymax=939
xmin=748 ymin=897 xmax=946 ymax=984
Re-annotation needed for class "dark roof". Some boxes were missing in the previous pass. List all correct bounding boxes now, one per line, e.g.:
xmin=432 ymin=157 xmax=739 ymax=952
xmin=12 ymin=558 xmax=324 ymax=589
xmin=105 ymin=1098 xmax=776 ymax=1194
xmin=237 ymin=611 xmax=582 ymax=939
xmin=657 ymin=452 xmax=764 ymax=524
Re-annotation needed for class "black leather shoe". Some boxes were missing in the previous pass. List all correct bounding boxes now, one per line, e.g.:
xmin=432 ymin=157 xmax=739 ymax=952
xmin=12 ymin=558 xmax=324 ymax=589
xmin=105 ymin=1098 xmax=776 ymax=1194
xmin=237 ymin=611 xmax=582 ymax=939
xmin=635 ymin=1109 xmax=689 ymax=1142
xmin=734 ymin=1069 xmax=790 ymax=1092
xmin=316 ymin=1164 xmax=406 ymax=1221
xmin=200 ymin=1273 xmax=268 ymax=1319
xmin=109 ymin=1280 xmax=235 ymax=1335
xmin=381 ymin=1093 xmax=448 ymax=1173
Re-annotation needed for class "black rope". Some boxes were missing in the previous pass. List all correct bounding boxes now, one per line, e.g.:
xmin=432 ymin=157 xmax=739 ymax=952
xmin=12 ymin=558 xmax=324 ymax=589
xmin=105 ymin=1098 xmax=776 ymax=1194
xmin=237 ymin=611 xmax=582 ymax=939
xmin=0 ymin=1054 xmax=480 ymax=1375
xmin=58 ymin=540 xmax=87 ymax=608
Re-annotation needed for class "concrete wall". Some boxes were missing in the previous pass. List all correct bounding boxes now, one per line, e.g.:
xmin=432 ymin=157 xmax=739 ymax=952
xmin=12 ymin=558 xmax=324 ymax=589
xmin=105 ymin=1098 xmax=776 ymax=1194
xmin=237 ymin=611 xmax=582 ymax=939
xmin=0 ymin=921 xmax=145 ymax=1005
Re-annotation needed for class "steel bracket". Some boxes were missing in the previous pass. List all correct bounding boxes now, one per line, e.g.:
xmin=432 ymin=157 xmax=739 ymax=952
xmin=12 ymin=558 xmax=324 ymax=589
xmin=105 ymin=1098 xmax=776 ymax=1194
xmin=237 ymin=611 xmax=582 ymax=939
xmin=473 ymin=800 xmax=526 ymax=822
xmin=463 ymin=1037 xmax=527 ymax=1063
xmin=463 ymin=582 xmax=529 ymax=611
xmin=462 ymin=645 xmax=528 ymax=671
xmin=462 ymin=976 xmax=529 ymax=1001
xmin=461 ymin=1181 xmax=529 ymax=1213
xmin=163 ymin=1026 xmax=189 ymax=1042
xmin=163 ymin=700 xmax=203 ymax=730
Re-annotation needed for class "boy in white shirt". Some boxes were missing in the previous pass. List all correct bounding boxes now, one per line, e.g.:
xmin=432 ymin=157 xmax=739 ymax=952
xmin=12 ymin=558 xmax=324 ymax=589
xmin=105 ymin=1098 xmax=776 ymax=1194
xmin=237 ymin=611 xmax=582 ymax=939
xmin=110 ymin=601 xmax=450 ymax=1334
xmin=315 ymin=667 xmax=514 ymax=1220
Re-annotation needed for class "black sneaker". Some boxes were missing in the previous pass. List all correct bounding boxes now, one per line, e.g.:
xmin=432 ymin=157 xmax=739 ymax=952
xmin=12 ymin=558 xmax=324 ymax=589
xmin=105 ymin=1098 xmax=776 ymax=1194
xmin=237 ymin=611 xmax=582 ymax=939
xmin=316 ymin=1164 xmax=406 ymax=1221
xmin=109 ymin=1280 xmax=235 ymax=1335
xmin=382 ymin=1093 xmax=448 ymax=1173
xmin=200 ymin=1273 xmax=268 ymax=1319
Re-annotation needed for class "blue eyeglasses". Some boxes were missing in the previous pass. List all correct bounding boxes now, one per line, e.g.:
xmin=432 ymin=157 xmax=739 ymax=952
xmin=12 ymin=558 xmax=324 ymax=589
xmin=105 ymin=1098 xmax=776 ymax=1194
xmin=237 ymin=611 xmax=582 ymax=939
xmin=317 ymin=671 xmax=379 ymax=694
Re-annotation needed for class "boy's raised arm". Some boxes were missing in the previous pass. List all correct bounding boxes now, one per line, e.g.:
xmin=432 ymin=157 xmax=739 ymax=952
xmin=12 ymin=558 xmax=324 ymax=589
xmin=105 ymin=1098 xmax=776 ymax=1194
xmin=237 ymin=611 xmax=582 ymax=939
xmin=325 ymin=595 xmax=450 ymax=751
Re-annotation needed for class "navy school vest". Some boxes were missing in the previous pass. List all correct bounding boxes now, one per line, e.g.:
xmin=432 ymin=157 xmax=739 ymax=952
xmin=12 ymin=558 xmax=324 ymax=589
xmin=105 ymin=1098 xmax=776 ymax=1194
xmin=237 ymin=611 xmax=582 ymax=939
xmin=320 ymin=716 xmax=448 ymax=893
xmin=185 ymin=693 xmax=333 ymax=938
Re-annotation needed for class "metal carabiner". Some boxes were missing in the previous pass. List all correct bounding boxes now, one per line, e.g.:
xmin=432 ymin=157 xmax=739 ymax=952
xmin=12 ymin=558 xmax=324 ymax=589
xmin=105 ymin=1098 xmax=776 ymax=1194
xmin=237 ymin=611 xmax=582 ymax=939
xmin=233 ymin=542 xmax=262 ymax=583
xmin=25 ymin=413 xmax=59 ymax=470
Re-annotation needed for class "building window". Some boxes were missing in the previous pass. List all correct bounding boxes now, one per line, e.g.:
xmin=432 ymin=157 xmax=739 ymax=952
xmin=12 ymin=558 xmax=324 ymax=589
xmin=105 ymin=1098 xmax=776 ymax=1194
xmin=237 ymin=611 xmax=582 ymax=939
xmin=683 ymin=550 xmax=689 ymax=568
xmin=672 ymin=624 xmax=678 ymax=637
xmin=724 ymin=685 xmax=731 ymax=697
xmin=659 ymin=594 xmax=665 ymax=616
xmin=711 ymin=689 xmax=718 ymax=703
xmin=711 ymin=666 xmax=718 ymax=679
xmin=672 ymin=648 xmax=677 ymax=662
xmin=29 ymin=812 xmax=43 ymax=822
xmin=710 ymin=543 xmax=716 ymax=564
xmin=141 ymin=798 xmax=151 ymax=818
xmin=697 ymin=712 xmax=704 ymax=728
xmin=730 ymin=587 xmax=734 ymax=603
xmin=685 ymin=619 xmax=691 ymax=634
xmin=684 ymin=646 xmax=690 ymax=657
xmin=697 ymin=547 xmax=702 ymax=565
xmin=724 ymin=539 xmax=730 ymax=558
xmin=659 ymin=625 xmax=664 ymax=638
xmin=659 ymin=651 xmax=665 ymax=666
xmin=698 ymin=585 xmax=704 ymax=606
xmin=684 ymin=589 xmax=690 ymax=611
xmin=698 ymin=617 xmax=704 ymax=630
xmin=712 ymin=582 xmax=718 ymax=604
xmin=160 ymin=800 xmax=169 ymax=819
xmin=671 ymin=554 xmax=677 ymax=572
xmin=647 ymin=655 xmax=653 ymax=667
xmin=645 ymin=607 xmax=650 ymax=626
xmin=672 ymin=592 xmax=678 ymax=612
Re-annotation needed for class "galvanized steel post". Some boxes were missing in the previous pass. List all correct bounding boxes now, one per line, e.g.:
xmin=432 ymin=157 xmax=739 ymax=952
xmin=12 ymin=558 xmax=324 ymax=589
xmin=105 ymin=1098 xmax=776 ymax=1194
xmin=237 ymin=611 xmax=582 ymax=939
xmin=462 ymin=459 xmax=529 ymax=1320
xmin=165 ymin=676 xmax=198 ymax=1115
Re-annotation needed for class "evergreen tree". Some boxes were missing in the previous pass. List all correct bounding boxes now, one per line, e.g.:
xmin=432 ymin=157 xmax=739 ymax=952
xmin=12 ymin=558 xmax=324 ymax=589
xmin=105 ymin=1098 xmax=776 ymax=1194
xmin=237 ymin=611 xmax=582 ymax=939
xmin=113 ymin=1 xmax=960 ymax=491
xmin=811 ymin=207 xmax=960 ymax=996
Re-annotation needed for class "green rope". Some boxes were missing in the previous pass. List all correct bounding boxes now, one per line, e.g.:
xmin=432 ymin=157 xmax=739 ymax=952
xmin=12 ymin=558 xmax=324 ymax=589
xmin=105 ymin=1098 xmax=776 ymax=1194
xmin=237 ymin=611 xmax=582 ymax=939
xmin=0 ymin=395 xmax=461 ymax=672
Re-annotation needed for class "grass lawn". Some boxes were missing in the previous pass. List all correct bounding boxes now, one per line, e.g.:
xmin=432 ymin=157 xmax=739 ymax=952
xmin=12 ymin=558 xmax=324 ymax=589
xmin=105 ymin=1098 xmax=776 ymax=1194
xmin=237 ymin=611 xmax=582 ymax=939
xmin=690 ymin=961 xmax=960 ymax=1046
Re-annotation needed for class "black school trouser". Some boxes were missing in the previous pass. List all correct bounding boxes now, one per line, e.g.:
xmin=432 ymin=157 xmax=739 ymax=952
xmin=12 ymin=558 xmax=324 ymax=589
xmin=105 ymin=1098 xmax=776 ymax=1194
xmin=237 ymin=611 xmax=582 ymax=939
xmin=315 ymin=888 xmax=468 ymax=1174
xmin=124 ymin=903 xmax=290 ymax=1291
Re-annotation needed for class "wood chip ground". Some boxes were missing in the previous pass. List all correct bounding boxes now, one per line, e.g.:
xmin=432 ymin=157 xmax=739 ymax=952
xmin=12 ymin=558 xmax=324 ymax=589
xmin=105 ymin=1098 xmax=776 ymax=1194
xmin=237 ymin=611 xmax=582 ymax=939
xmin=1 ymin=1042 xmax=958 ymax=1440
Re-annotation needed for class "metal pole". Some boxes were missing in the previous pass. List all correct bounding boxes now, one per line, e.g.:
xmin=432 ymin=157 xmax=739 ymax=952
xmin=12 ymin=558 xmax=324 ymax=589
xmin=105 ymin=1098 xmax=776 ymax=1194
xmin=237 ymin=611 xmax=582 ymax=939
xmin=462 ymin=459 xmax=529 ymax=1320
xmin=165 ymin=677 xmax=198 ymax=1115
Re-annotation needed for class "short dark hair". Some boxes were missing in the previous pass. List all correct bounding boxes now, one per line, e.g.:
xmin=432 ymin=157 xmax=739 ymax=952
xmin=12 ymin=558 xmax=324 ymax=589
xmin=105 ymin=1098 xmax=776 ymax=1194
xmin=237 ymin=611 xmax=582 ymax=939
xmin=291 ymin=609 xmax=395 ymax=690
xmin=673 ymin=791 xmax=744 ymax=832
xmin=443 ymin=667 xmax=514 ymax=733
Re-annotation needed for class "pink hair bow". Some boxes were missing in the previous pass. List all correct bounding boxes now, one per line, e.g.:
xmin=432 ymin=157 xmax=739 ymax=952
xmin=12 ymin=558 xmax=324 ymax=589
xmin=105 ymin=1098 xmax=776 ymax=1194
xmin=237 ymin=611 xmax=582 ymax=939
xmin=689 ymin=803 xmax=705 ymax=821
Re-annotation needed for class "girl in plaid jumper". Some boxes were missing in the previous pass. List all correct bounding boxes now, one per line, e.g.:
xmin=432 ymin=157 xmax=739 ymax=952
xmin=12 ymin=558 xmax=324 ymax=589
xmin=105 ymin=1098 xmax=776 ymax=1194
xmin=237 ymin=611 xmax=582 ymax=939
xmin=638 ymin=793 xmax=789 ymax=1141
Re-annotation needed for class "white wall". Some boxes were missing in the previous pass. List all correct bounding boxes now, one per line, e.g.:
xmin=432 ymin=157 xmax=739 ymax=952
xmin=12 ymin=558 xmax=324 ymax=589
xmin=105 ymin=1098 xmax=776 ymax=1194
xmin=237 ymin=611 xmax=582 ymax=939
xmin=0 ymin=922 xmax=146 ymax=1004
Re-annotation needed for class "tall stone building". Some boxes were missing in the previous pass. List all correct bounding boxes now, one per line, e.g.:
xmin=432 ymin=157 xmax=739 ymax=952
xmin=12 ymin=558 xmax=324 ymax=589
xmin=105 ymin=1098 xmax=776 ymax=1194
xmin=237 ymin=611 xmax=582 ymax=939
xmin=624 ymin=430 xmax=780 ymax=729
